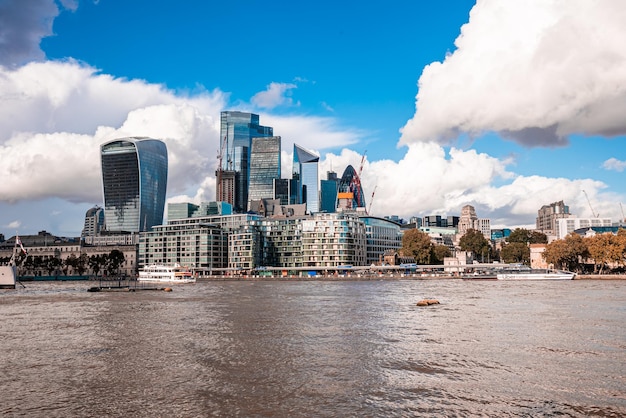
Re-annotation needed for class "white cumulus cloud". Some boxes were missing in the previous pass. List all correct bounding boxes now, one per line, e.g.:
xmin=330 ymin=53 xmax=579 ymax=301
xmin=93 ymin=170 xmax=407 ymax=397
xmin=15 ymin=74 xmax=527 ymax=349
xmin=603 ymin=158 xmax=626 ymax=172
xmin=400 ymin=0 xmax=626 ymax=147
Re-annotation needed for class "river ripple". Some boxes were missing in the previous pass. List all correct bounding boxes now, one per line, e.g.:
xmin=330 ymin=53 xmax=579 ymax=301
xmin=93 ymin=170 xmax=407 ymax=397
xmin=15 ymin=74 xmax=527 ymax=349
xmin=1 ymin=279 xmax=625 ymax=417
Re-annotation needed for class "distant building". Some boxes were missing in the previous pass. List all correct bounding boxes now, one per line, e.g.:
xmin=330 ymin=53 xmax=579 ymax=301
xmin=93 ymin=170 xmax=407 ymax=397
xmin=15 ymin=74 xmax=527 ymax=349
xmin=555 ymin=217 xmax=613 ymax=239
xmin=168 ymin=201 xmax=233 ymax=221
xmin=458 ymin=205 xmax=491 ymax=239
xmin=218 ymin=111 xmax=273 ymax=212
xmin=360 ymin=216 xmax=403 ymax=265
xmin=293 ymin=144 xmax=320 ymax=214
xmin=320 ymin=171 xmax=339 ymax=213
xmin=82 ymin=205 xmax=104 ymax=238
xmin=536 ymin=201 xmax=571 ymax=236
xmin=100 ymin=137 xmax=168 ymax=233
xmin=337 ymin=165 xmax=366 ymax=210
xmin=248 ymin=136 xmax=281 ymax=209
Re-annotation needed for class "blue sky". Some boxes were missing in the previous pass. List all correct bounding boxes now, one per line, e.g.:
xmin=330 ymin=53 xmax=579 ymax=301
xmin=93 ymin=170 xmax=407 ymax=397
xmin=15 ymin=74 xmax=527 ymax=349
xmin=0 ymin=0 xmax=625 ymax=237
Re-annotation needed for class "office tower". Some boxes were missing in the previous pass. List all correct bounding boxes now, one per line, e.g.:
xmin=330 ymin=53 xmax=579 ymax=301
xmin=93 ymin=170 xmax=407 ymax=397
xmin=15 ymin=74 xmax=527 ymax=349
xmin=292 ymin=144 xmax=320 ymax=214
xmin=218 ymin=111 xmax=273 ymax=212
xmin=320 ymin=170 xmax=339 ymax=213
xmin=248 ymin=136 xmax=281 ymax=209
xmin=81 ymin=205 xmax=104 ymax=238
xmin=536 ymin=200 xmax=571 ymax=235
xmin=274 ymin=178 xmax=298 ymax=206
xmin=337 ymin=165 xmax=366 ymax=210
xmin=100 ymin=137 xmax=168 ymax=233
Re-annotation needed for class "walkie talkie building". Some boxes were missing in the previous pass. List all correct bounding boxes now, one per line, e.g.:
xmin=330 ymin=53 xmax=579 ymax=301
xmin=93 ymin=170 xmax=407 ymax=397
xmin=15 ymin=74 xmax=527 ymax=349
xmin=100 ymin=137 xmax=168 ymax=233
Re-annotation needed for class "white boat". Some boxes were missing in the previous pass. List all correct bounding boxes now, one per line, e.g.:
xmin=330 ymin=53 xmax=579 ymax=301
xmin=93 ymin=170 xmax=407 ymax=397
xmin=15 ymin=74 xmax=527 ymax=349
xmin=138 ymin=264 xmax=196 ymax=283
xmin=0 ymin=265 xmax=16 ymax=289
xmin=497 ymin=267 xmax=575 ymax=280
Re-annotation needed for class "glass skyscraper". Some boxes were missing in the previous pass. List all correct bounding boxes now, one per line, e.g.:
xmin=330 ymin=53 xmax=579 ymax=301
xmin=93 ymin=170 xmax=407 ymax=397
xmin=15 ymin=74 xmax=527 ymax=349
xmin=219 ymin=111 xmax=273 ymax=212
xmin=320 ymin=170 xmax=339 ymax=213
xmin=247 ymin=136 xmax=281 ymax=209
xmin=100 ymin=137 xmax=168 ymax=233
xmin=293 ymin=144 xmax=320 ymax=214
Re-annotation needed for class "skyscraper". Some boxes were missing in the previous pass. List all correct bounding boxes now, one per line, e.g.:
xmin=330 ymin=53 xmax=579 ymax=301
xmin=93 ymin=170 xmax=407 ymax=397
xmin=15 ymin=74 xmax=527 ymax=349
xmin=320 ymin=170 xmax=339 ymax=213
xmin=337 ymin=165 xmax=366 ymax=210
xmin=218 ymin=111 xmax=273 ymax=212
xmin=248 ymin=136 xmax=281 ymax=209
xmin=100 ymin=137 xmax=168 ymax=233
xmin=293 ymin=144 xmax=320 ymax=214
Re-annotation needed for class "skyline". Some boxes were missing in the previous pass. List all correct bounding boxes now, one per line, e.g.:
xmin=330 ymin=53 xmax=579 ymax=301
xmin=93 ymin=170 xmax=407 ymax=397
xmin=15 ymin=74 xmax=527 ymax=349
xmin=1 ymin=0 xmax=625 ymax=237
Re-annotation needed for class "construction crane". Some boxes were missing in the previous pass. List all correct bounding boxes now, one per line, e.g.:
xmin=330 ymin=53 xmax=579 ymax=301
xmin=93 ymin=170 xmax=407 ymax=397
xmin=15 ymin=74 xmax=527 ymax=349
xmin=367 ymin=184 xmax=377 ymax=215
xmin=582 ymin=189 xmax=598 ymax=218
xmin=215 ymin=127 xmax=230 ymax=201
xmin=350 ymin=151 xmax=367 ymax=208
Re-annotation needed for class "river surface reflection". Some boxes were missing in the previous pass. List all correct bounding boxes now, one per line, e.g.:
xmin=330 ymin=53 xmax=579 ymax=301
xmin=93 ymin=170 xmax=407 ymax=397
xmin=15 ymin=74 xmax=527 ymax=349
xmin=1 ymin=279 xmax=625 ymax=417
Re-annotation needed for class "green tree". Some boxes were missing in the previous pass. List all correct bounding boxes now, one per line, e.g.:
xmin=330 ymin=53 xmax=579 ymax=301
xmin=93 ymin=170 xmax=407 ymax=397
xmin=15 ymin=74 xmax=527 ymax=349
xmin=507 ymin=228 xmax=547 ymax=244
xmin=401 ymin=229 xmax=432 ymax=264
xmin=459 ymin=229 xmax=491 ymax=261
xmin=430 ymin=244 xmax=451 ymax=264
xmin=500 ymin=242 xmax=530 ymax=264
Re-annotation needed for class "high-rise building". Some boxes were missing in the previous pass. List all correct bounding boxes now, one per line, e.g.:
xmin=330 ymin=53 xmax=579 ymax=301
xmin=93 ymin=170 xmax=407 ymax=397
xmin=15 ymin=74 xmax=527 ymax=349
xmin=458 ymin=204 xmax=491 ymax=239
xmin=248 ymin=136 xmax=281 ymax=209
xmin=320 ymin=171 xmax=339 ymax=213
xmin=100 ymin=137 xmax=168 ymax=233
xmin=81 ymin=205 xmax=104 ymax=238
xmin=218 ymin=111 xmax=273 ymax=212
xmin=293 ymin=144 xmax=320 ymax=214
xmin=536 ymin=201 xmax=571 ymax=235
xmin=337 ymin=165 xmax=366 ymax=210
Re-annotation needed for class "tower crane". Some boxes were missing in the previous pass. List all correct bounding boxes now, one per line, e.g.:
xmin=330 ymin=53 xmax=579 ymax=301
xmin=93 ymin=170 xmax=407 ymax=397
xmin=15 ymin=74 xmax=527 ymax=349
xmin=367 ymin=184 xmax=377 ymax=215
xmin=350 ymin=151 xmax=367 ymax=208
xmin=216 ymin=127 xmax=230 ymax=201
xmin=582 ymin=189 xmax=598 ymax=218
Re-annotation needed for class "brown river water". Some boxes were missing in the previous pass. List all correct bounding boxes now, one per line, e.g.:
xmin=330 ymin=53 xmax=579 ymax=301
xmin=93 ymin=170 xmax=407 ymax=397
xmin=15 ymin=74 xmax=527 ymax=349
xmin=1 ymin=279 xmax=625 ymax=417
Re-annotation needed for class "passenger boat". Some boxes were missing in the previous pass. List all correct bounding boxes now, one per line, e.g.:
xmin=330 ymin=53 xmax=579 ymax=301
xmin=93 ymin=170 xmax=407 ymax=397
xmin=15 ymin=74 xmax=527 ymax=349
xmin=138 ymin=264 xmax=196 ymax=283
xmin=497 ymin=266 xmax=575 ymax=280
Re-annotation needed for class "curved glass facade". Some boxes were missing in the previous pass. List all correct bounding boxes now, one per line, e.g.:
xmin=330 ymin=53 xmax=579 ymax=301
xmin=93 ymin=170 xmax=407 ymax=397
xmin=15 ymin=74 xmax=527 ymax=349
xmin=339 ymin=165 xmax=366 ymax=209
xmin=101 ymin=137 xmax=168 ymax=233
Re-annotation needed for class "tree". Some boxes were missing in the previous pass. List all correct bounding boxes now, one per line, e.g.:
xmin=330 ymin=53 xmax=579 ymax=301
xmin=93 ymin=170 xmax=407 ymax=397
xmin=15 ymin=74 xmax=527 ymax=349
xmin=89 ymin=254 xmax=106 ymax=277
xmin=507 ymin=228 xmax=547 ymax=244
xmin=543 ymin=233 xmax=588 ymax=272
xmin=106 ymin=250 xmax=125 ymax=275
xmin=500 ymin=242 xmax=530 ymax=264
xmin=459 ymin=229 xmax=491 ymax=261
xmin=586 ymin=233 xmax=624 ymax=274
xmin=401 ymin=229 xmax=432 ymax=264
xmin=76 ymin=253 xmax=89 ymax=276
xmin=430 ymin=245 xmax=451 ymax=264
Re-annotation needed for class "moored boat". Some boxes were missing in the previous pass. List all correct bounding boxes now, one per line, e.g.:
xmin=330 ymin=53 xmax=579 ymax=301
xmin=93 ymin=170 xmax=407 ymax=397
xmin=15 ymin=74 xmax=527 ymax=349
xmin=0 ymin=265 xmax=16 ymax=289
xmin=138 ymin=264 xmax=196 ymax=283
xmin=497 ymin=267 xmax=575 ymax=280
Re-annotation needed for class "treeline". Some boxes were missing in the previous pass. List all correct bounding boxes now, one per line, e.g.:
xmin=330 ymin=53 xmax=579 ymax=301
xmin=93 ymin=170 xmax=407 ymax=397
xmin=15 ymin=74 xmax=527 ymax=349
xmin=0 ymin=250 xmax=126 ymax=277
xmin=401 ymin=227 xmax=626 ymax=274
